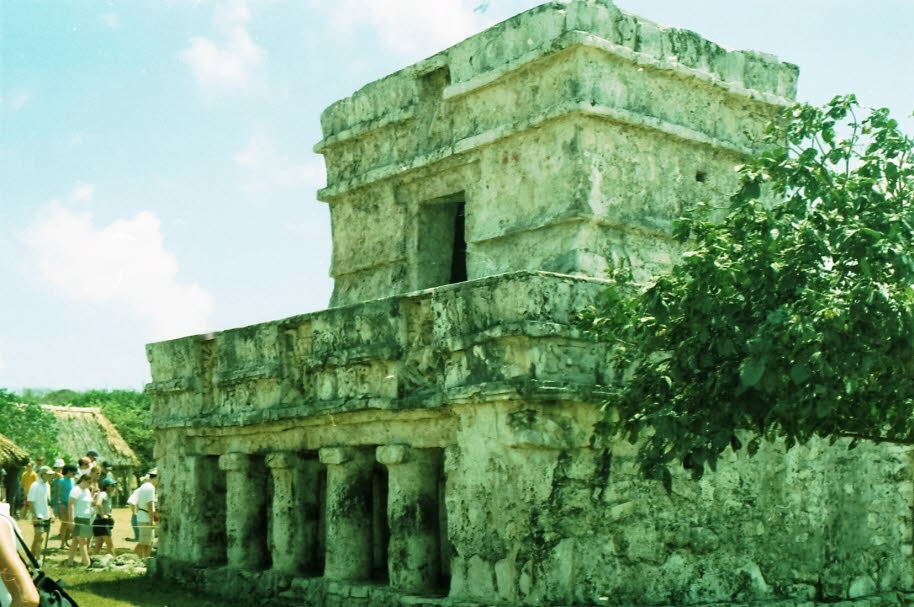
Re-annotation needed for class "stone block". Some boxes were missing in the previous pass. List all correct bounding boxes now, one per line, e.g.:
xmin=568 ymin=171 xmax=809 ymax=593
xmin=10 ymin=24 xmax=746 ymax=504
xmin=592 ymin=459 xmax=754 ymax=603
xmin=319 ymin=446 xmax=352 ymax=465
xmin=377 ymin=444 xmax=410 ymax=465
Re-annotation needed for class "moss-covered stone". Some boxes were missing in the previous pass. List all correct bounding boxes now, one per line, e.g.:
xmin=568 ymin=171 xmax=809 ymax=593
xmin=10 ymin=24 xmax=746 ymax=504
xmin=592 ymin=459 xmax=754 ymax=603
xmin=145 ymin=2 xmax=912 ymax=606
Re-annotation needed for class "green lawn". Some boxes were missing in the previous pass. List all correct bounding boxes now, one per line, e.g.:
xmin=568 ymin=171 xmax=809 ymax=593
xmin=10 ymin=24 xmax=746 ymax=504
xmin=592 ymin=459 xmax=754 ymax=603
xmin=45 ymin=567 xmax=227 ymax=607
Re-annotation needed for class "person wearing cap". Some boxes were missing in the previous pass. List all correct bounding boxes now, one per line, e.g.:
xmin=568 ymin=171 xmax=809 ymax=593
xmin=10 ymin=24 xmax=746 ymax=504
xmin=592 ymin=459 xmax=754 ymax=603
xmin=85 ymin=450 xmax=99 ymax=465
xmin=97 ymin=461 xmax=115 ymax=492
xmin=126 ymin=475 xmax=148 ymax=542
xmin=48 ymin=459 xmax=65 ymax=520
xmin=26 ymin=466 xmax=55 ymax=556
xmin=54 ymin=465 xmax=77 ymax=549
xmin=133 ymin=469 xmax=158 ymax=558
xmin=91 ymin=479 xmax=117 ymax=556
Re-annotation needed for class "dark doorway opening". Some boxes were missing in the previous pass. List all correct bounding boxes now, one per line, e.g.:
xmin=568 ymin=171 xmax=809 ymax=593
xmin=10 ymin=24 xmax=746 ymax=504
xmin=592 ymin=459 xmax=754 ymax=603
xmin=450 ymin=203 xmax=467 ymax=284
xmin=372 ymin=463 xmax=390 ymax=582
xmin=417 ymin=193 xmax=468 ymax=289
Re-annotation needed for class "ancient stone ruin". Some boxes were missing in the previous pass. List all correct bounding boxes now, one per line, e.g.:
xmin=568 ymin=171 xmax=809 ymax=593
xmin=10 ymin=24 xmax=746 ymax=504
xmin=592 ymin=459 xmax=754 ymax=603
xmin=145 ymin=2 xmax=914 ymax=605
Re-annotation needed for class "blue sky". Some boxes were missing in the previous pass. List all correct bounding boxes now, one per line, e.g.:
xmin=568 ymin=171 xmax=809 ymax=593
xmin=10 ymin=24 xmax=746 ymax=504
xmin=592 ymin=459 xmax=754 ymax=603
xmin=2 ymin=0 xmax=912 ymax=391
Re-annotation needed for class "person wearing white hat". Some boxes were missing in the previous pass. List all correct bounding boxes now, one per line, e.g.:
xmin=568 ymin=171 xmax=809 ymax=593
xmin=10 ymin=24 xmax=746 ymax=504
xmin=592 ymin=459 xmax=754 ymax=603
xmin=27 ymin=466 xmax=55 ymax=557
xmin=54 ymin=465 xmax=77 ymax=549
xmin=49 ymin=459 xmax=65 ymax=523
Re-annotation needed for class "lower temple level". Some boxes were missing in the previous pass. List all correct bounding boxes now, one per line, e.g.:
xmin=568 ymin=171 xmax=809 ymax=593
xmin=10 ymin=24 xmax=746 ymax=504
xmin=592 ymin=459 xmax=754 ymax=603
xmin=146 ymin=274 xmax=914 ymax=606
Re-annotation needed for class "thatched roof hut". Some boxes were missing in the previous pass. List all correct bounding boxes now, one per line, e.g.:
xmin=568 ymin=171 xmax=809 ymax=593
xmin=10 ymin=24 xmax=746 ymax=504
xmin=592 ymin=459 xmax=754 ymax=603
xmin=42 ymin=405 xmax=139 ymax=468
xmin=0 ymin=433 xmax=28 ymax=505
xmin=0 ymin=433 xmax=28 ymax=468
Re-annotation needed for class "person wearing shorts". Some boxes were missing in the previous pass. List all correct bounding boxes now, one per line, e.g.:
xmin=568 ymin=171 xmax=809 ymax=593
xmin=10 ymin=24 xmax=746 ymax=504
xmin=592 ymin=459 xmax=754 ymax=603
xmin=65 ymin=474 xmax=94 ymax=567
xmin=27 ymin=466 xmax=55 ymax=557
xmin=134 ymin=470 xmax=158 ymax=558
xmin=55 ymin=464 xmax=76 ymax=549
xmin=91 ymin=480 xmax=117 ymax=556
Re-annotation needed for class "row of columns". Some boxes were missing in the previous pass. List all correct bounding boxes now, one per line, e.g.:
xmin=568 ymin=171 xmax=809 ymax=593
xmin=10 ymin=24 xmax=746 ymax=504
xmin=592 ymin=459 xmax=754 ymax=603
xmin=216 ymin=445 xmax=443 ymax=594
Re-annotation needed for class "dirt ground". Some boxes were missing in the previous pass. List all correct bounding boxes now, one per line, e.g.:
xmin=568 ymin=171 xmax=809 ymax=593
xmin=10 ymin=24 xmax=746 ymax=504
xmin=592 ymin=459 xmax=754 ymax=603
xmin=17 ymin=507 xmax=145 ymax=560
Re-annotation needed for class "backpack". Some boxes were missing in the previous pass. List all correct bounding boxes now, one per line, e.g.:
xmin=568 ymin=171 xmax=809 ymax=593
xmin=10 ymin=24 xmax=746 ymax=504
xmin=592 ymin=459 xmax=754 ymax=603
xmin=5 ymin=515 xmax=78 ymax=607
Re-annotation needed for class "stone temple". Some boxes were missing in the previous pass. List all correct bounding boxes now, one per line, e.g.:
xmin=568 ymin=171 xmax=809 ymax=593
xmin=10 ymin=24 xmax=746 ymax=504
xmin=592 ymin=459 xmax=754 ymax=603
xmin=145 ymin=2 xmax=914 ymax=606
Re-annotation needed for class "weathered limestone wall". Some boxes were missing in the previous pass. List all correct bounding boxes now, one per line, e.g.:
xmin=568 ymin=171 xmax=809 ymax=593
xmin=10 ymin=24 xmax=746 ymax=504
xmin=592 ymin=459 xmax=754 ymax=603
xmin=146 ymin=2 xmax=914 ymax=606
xmin=447 ymin=402 xmax=914 ymax=605
xmin=148 ymin=273 xmax=914 ymax=606
xmin=316 ymin=0 xmax=797 ymax=305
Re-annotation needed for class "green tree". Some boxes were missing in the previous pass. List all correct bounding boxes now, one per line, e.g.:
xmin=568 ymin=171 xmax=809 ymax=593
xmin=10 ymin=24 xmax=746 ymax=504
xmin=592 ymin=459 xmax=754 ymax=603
xmin=17 ymin=387 xmax=154 ymax=469
xmin=0 ymin=388 xmax=61 ymax=461
xmin=584 ymin=96 xmax=914 ymax=489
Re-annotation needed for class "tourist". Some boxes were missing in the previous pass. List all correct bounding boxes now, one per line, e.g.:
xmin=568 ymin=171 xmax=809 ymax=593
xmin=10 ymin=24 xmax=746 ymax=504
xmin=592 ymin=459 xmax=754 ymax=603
xmin=91 ymin=479 xmax=117 ymax=557
xmin=48 ymin=459 xmax=64 ymax=514
xmin=65 ymin=474 xmax=94 ymax=568
xmin=55 ymin=465 xmax=76 ymax=549
xmin=133 ymin=469 xmax=157 ymax=559
xmin=0 ymin=511 xmax=39 ymax=607
xmin=26 ymin=466 xmax=55 ymax=557
xmin=85 ymin=450 xmax=99 ymax=468
xmin=17 ymin=464 xmax=36 ymax=520
xmin=126 ymin=476 xmax=147 ymax=542
xmin=75 ymin=457 xmax=91 ymax=479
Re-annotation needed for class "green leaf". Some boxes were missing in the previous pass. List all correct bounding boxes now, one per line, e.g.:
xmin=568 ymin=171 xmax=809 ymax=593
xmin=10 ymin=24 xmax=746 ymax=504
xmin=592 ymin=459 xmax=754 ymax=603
xmin=815 ymin=399 xmax=833 ymax=419
xmin=739 ymin=357 xmax=767 ymax=388
xmin=790 ymin=363 xmax=811 ymax=384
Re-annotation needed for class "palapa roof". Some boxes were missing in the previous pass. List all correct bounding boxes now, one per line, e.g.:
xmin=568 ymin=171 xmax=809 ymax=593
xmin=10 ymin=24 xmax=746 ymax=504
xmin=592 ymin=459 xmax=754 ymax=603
xmin=0 ymin=433 xmax=28 ymax=468
xmin=42 ymin=405 xmax=139 ymax=468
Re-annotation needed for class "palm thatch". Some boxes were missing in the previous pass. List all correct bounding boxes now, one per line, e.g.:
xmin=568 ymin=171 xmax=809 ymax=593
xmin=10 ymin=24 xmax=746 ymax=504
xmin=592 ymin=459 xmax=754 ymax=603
xmin=0 ymin=433 xmax=28 ymax=468
xmin=43 ymin=405 xmax=139 ymax=468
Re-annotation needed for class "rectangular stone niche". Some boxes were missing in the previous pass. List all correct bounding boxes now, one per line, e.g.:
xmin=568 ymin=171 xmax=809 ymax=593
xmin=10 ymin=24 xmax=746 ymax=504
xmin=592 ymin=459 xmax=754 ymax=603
xmin=417 ymin=193 xmax=468 ymax=289
xmin=195 ymin=455 xmax=226 ymax=566
xmin=266 ymin=451 xmax=323 ymax=576
xmin=377 ymin=445 xmax=448 ymax=596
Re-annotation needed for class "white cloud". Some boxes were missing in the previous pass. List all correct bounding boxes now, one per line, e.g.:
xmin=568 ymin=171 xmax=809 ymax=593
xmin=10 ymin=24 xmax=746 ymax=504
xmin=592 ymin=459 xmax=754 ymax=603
xmin=69 ymin=182 xmax=95 ymax=203
xmin=180 ymin=0 xmax=263 ymax=90
xmin=1 ymin=90 xmax=30 ymax=111
xmin=100 ymin=13 xmax=120 ymax=30
xmin=310 ymin=0 xmax=490 ymax=56
xmin=235 ymin=133 xmax=325 ymax=193
xmin=22 ymin=205 xmax=213 ymax=341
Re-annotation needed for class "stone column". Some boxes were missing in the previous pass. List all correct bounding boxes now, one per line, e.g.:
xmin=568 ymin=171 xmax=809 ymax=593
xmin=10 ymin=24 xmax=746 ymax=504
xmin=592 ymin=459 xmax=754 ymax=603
xmin=266 ymin=452 xmax=321 ymax=574
xmin=218 ymin=452 xmax=267 ymax=570
xmin=319 ymin=446 xmax=374 ymax=581
xmin=188 ymin=455 xmax=226 ymax=566
xmin=377 ymin=445 xmax=441 ymax=594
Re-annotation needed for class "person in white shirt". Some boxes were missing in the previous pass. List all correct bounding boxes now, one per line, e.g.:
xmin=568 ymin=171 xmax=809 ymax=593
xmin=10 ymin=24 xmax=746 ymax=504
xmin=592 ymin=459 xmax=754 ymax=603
xmin=0 ymin=512 xmax=39 ymax=607
xmin=126 ymin=476 xmax=147 ymax=542
xmin=26 ymin=466 xmax=55 ymax=557
xmin=134 ymin=469 xmax=158 ymax=558
xmin=91 ymin=480 xmax=117 ymax=556
xmin=65 ymin=474 xmax=95 ymax=568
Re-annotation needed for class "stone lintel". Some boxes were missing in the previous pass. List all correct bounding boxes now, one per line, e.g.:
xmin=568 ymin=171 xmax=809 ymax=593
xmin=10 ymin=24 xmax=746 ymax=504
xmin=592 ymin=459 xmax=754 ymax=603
xmin=218 ymin=452 xmax=251 ymax=472
xmin=265 ymin=451 xmax=302 ymax=470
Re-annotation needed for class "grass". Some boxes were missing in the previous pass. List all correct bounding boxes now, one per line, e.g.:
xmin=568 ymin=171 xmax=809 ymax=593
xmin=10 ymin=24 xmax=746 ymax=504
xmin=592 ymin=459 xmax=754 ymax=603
xmin=44 ymin=567 xmax=227 ymax=607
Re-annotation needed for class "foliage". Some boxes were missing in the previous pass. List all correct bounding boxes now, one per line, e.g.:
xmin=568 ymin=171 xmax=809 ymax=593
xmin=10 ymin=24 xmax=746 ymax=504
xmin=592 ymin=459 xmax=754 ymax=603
xmin=18 ymin=388 xmax=154 ymax=469
xmin=0 ymin=389 xmax=61 ymax=461
xmin=584 ymin=95 xmax=914 ymax=488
